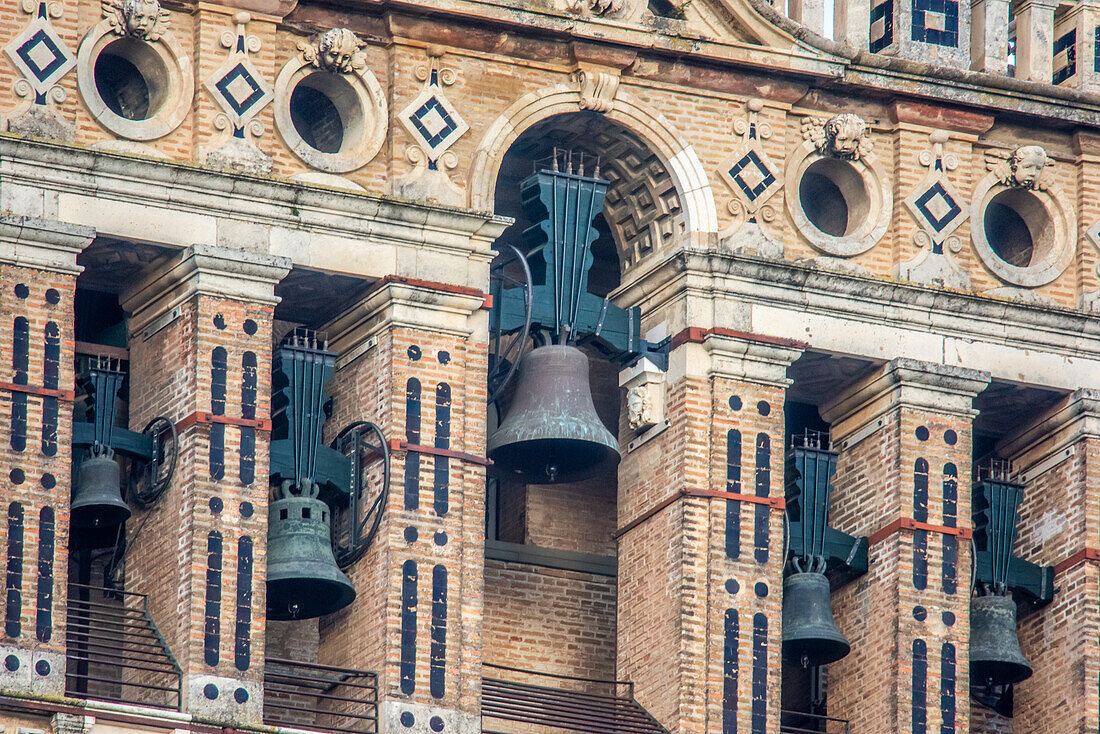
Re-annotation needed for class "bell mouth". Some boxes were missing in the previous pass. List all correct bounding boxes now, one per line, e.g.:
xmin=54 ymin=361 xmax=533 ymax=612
xmin=781 ymin=571 xmax=851 ymax=668
xmin=489 ymin=437 xmax=619 ymax=484
xmin=969 ymin=594 xmax=1033 ymax=687
xmin=266 ymin=572 xmax=357 ymax=621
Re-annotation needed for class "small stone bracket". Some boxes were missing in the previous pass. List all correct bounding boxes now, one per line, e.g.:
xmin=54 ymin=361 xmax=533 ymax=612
xmin=619 ymin=357 xmax=666 ymax=437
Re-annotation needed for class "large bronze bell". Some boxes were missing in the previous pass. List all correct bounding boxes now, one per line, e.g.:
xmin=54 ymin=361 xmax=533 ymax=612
xmin=266 ymin=493 xmax=356 ymax=620
xmin=71 ymin=453 xmax=131 ymax=529
xmin=487 ymin=345 xmax=619 ymax=484
xmin=970 ymin=594 xmax=1032 ymax=687
xmin=782 ymin=571 xmax=851 ymax=667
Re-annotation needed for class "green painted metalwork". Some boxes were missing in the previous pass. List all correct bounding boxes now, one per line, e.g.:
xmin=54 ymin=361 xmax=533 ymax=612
xmin=785 ymin=438 xmax=869 ymax=583
xmin=493 ymin=167 xmax=642 ymax=357
xmin=268 ymin=331 xmax=350 ymax=500
xmin=973 ymin=476 xmax=1054 ymax=614
xmin=73 ymin=359 xmax=155 ymax=461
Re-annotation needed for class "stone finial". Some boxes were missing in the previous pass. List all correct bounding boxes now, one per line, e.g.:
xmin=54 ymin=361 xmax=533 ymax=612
xmin=802 ymin=113 xmax=873 ymax=161
xmin=995 ymin=145 xmax=1053 ymax=190
xmin=102 ymin=0 xmax=169 ymax=41
xmin=300 ymin=28 xmax=366 ymax=74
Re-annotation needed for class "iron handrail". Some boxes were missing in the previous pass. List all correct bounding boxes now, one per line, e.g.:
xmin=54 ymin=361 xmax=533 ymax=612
xmin=263 ymin=657 xmax=378 ymax=734
xmin=65 ymin=583 xmax=181 ymax=710
xmin=780 ymin=709 xmax=851 ymax=734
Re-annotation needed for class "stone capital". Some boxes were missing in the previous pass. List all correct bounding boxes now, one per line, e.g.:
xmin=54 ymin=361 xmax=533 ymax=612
xmin=0 ymin=215 xmax=94 ymax=275
xmin=669 ymin=329 xmax=803 ymax=387
xmin=998 ymin=389 xmax=1100 ymax=468
xmin=822 ymin=357 xmax=990 ymax=437
xmin=122 ymin=243 xmax=291 ymax=334
xmin=323 ymin=276 xmax=488 ymax=369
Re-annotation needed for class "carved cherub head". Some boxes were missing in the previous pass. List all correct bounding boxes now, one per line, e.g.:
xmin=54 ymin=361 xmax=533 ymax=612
xmin=803 ymin=113 xmax=873 ymax=161
xmin=1007 ymin=145 xmax=1051 ymax=189
xmin=303 ymin=28 xmax=366 ymax=74
xmin=103 ymin=0 xmax=169 ymax=41
xmin=626 ymin=385 xmax=651 ymax=432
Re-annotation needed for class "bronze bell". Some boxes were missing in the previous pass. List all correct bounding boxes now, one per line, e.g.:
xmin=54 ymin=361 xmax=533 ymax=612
xmin=782 ymin=571 xmax=851 ymax=667
xmin=71 ymin=452 xmax=131 ymax=529
xmin=266 ymin=492 xmax=356 ymax=620
xmin=487 ymin=345 xmax=618 ymax=484
xmin=970 ymin=594 xmax=1032 ymax=687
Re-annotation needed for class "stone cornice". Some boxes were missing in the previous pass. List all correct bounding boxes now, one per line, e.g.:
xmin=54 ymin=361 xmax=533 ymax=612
xmin=122 ymin=244 xmax=292 ymax=333
xmin=323 ymin=279 xmax=488 ymax=369
xmin=668 ymin=327 xmax=804 ymax=386
xmin=0 ymin=215 xmax=94 ymax=275
xmin=998 ymin=389 xmax=1100 ymax=466
xmin=0 ymin=136 xmax=510 ymax=289
xmin=820 ymin=358 xmax=991 ymax=434
xmin=616 ymin=250 xmax=1100 ymax=387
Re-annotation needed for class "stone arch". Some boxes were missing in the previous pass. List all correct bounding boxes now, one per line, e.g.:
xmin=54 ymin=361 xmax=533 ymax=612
xmin=468 ymin=84 xmax=718 ymax=261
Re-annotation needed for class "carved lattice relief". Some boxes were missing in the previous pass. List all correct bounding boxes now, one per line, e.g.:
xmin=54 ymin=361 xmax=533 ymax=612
xmin=898 ymin=129 xmax=970 ymax=289
xmin=202 ymin=12 xmax=274 ymax=174
xmin=717 ymin=98 xmax=783 ymax=258
xmin=395 ymin=48 xmax=468 ymax=206
xmin=2 ymin=0 xmax=77 ymax=141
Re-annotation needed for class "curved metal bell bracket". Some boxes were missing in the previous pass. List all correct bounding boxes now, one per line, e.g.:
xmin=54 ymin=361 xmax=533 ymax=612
xmin=330 ymin=420 xmax=390 ymax=569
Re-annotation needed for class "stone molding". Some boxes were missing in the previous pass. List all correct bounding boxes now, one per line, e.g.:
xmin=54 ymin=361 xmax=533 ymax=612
xmin=0 ymin=214 xmax=94 ymax=274
xmin=0 ymin=136 xmax=509 ymax=289
xmin=122 ymin=243 xmax=291 ymax=333
xmin=615 ymin=249 xmax=1100 ymax=388
xmin=669 ymin=329 xmax=803 ymax=386
xmin=820 ymin=357 xmax=991 ymax=439
xmin=323 ymin=278 xmax=489 ymax=368
xmin=998 ymin=389 xmax=1100 ymax=468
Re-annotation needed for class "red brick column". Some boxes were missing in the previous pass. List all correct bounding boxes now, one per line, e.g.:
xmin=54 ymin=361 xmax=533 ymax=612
xmin=320 ymin=279 xmax=489 ymax=734
xmin=617 ymin=331 xmax=802 ymax=734
xmin=822 ymin=358 xmax=990 ymax=734
xmin=999 ymin=389 xmax=1100 ymax=732
xmin=121 ymin=245 xmax=290 ymax=723
xmin=0 ymin=216 xmax=93 ymax=697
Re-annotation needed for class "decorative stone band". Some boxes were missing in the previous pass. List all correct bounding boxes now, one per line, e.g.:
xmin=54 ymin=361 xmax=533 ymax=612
xmin=387 ymin=438 xmax=490 ymax=467
xmin=868 ymin=516 xmax=974 ymax=546
xmin=670 ymin=326 xmax=808 ymax=351
xmin=614 ymin=487 xmax=786 ymax=539
xmin=176 ymin=411 xmax=272 ymax=433
xmin=0 ymin=381 xmax=75 ymax=402
xmin=1053 ymin=547 xmax=1100 ymax=575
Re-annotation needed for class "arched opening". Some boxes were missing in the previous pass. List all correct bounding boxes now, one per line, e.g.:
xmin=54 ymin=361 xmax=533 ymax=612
xmin=482 ymin=112 xmax=681 ymax=701
xmin=984 ymin=189 xmax=1049 ymax=268
xmin=93 ymin=38 xmax=169 ymax=122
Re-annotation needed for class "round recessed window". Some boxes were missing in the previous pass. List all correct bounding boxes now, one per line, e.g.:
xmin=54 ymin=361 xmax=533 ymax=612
xmin=970 ymin=170 xmax=1074 ymax=288
xmin=93 ymin=38 xmax=168 ymax=122
xmin=289 ymin=73 xmax=358 ymax=155
xmin=77 ymin=21 xmax=193 ymax=141
xmin=274 ymin=51 xmax=387 ymax=174
xmin=785 ymin=147 xmax=890 ymax=257
xmin=799 ymin=158 xmax=869 ymax=238
xmin=983 ymin=189 xmax=1048 ymax=268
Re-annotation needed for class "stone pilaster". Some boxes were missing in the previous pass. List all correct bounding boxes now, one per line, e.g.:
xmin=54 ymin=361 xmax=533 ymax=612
xmin=970 ymin=0 xmax=1010 ymax=74
xmin=1075 ymin=131 xmax=1100 ymax=312
xmin=0 ymin=215 xmax=93 ymax=698
xmin=822 ymin=358 xmax=990 ymax=734
xmin=617 ymin=328 xmax=802 ymax=734
xmin=319 ymin=278 xmax=490 ymax=734
xmin=1015 ymin=0 xmax=1058 ymax=82
xmin=121 ymin=244 xmax=290 ymax=724
xmin=998 ymin=390 xmax=1100 ymax=731
xmin=834 ymin=0 xmax=872 ymax=49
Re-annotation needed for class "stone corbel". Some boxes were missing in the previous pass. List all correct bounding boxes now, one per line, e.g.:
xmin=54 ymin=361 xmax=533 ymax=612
xmin=619 ymin=358 xmax=667 ymax=449
xmin=0 ymin=214 xmax=94 ymax=274
xmin=573 ymin=65 xmax=620 ymax=113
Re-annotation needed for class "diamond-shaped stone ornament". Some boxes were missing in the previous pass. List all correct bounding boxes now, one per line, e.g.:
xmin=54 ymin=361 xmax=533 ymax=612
xmin=399 ymin=85 xmax=469 ymax=161
xmin=720 ymin=141 xmax=782 ymax=214
xmin=4 ymin=15 xmax=75 ymax=97
xmin=903 ymin=171 xmax=966 ymax=244
xmin=204 ymin=53 xmax=273 ymax=129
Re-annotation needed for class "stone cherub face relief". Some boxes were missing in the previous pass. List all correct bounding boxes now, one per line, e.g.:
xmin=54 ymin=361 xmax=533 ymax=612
xmin=1010 ymin=145 xmax=1048 ymax=189
xmin=824 ymin=114 xmax=866 ymax=159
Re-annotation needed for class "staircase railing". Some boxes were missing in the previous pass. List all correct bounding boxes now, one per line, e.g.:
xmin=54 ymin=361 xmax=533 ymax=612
xmin=65 ymin=582 xmax=181 ymax=710
xmin=781 ymin=709 xmax=851 ymax=734
xmin=482 ymin=662 xmax=668 ymax=734
xmin=263 ymin=657 xmax=378 ymax=734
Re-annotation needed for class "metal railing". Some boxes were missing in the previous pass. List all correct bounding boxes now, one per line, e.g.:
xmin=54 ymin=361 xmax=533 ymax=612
xmin=263 ymin=657 xmax=378 ymax=734
xmin=65 ymin=583 xmax=181 ymax=709
xmin=482 ymin=663 xmax=668 ymax=734
xmin=781 ymin=709 xmax=851 ymax=734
